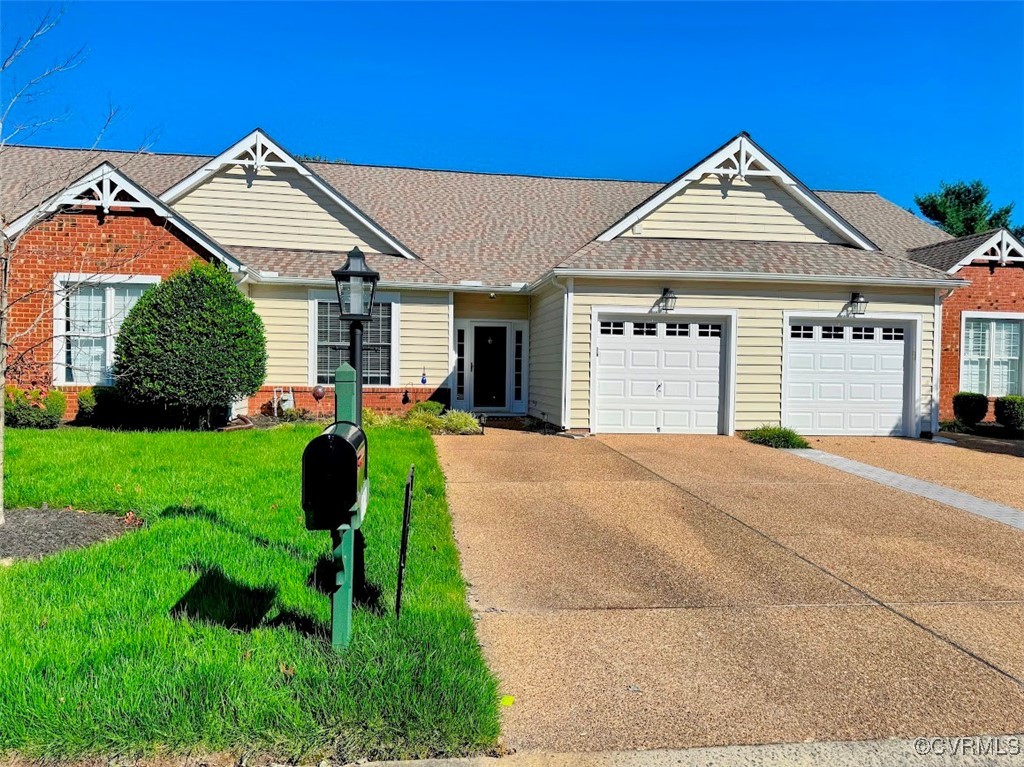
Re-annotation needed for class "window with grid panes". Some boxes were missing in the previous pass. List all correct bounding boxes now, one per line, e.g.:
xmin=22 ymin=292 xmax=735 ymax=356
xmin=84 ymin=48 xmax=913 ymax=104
xmin=316 ymin=300 xmax=392 ymax=385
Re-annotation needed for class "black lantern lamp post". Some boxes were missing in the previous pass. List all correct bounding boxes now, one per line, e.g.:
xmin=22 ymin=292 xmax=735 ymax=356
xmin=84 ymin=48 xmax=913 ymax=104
xmin=332 ymin=247 xmax=380 ymax=425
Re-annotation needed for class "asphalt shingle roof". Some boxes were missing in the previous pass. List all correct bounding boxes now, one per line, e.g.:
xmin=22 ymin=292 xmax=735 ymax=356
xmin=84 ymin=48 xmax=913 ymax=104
xmin=905 ymin=229 xmax=999 ymax=272
xmin=0 ymin=145 xmax=956 ymax=286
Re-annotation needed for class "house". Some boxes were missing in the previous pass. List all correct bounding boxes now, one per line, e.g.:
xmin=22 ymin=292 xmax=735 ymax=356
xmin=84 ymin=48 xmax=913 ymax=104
xmin=905 ymin=229 xmax=1024 ymax=421
xmin=1 ymin=129 xmax=990 ymax=436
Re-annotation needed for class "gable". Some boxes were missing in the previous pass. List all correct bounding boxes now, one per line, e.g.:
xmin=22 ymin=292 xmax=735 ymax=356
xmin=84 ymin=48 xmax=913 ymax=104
xmin=599 ymin=133 xmax=876 ymax=250
xmin=161 ymin=129 xmax=416 ymax=258
xmin=171 ymin=164 xmax=396 ymax=253
xmin=622 ymin=174 xmax=848 ymax=244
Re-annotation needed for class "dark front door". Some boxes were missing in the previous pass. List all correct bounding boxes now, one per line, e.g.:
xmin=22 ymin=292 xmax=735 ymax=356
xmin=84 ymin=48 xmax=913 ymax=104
xmin=473 ymin=325 xmax=507 ymax=409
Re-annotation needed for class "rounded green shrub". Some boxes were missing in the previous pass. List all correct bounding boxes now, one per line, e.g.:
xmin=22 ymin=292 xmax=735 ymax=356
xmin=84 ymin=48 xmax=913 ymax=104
xmin=408 ymin=400 xmax=445 ymax=417
xmin=952 ymin=391 xmax=989 ymax=426
xmin=115 ymin=262 xmax=267 ymax=428
xmin=994 ymin=395 xmax=1024 ymax=434
xmin=75 ymin=387 xmax=97 ymax=422
xmin=743 ymin=425 xmax=810 ymax=449
xmin=406 ymin=410 xmax=444 ymax=433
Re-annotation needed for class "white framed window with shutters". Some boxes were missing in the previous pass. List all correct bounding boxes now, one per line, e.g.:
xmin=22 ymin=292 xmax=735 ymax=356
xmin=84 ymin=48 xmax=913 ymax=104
xmin=307 ymin=290 xmax=400 ymax=386
xmin=960 ymin=312 xmax=1024 ymax=397
xmin=52 ymin=273 xmax=160 ymax=385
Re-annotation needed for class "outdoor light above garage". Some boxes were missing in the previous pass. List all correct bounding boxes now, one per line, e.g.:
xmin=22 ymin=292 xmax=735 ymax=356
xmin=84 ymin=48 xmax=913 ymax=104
xmin=850 ymin=292 xmax=869 ymax=316
xmin=660 ymin=287 xmax=678 ymax=313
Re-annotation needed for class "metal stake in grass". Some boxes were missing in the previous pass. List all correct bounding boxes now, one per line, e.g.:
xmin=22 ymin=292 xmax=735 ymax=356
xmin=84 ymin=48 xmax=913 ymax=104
xmin=395 ymin=465 xmax=415 ymax=621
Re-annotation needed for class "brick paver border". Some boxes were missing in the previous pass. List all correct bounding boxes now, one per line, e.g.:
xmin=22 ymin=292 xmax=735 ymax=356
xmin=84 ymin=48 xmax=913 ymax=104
xmin=789 ymin=449 xmax=1024 ymax=532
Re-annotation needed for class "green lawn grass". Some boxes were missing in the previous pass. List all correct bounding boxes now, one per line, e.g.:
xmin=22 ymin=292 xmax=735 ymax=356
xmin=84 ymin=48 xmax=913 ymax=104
xmin=0 ymin=425 xmax=499 ymax=761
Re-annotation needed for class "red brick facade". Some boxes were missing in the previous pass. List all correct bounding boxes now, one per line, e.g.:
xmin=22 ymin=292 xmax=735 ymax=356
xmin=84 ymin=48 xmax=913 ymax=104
xmin=9 ymin=209 xmax=204 ymax=416
xmin=939 ymin=262 xmax=1024 ymax=420
xmin=248 ymin=385 xmax=446 ymax=417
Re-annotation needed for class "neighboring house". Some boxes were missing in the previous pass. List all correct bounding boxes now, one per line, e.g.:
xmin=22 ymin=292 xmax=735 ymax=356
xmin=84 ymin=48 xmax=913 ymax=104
xmin=0 ymin=129 xmax=982 ymax=436
xmin=906 ymin=229 xmax=1024 ymax=421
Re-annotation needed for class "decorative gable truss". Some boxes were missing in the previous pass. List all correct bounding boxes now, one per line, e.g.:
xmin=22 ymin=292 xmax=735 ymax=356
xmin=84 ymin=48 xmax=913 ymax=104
xmin=3 ymin=163 xmax=243 ymax=271
xmin=598 ymin=133 xmax=877 ymax=250
xmin=160 ymin=129 xmax=418 ymax=259
xmin=949 ymin=229 xmax=1024 ymax=273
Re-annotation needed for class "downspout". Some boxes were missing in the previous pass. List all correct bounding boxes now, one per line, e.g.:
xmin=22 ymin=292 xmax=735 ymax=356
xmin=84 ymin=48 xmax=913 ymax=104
xmin=555 ymin=276 xmax=574 ymax=431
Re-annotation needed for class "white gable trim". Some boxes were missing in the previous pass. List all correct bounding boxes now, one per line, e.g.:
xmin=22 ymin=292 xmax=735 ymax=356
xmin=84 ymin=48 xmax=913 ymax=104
xmin=597 ymin=133 xmax=877 ymax=251
xmin=3 ymin=163 xmax=243 ymax=272
xmin=947 ymin=229 xmax=1024 ymax=273
xmin=160 ymin=129 xmax=419 ymax=261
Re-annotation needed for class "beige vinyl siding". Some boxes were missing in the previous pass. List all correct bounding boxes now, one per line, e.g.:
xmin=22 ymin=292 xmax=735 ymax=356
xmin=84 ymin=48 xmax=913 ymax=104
xmin=454 ymin=292 xmax=530 ymax=320
xmin=528 ymin=282 xmax=565 ymax=425
xmin=173 ymin=166 xmax=393 ymax=252
xmin=397 ymin=290 xmax=451 ymax=388
xmin=622 ymin=175 xmax=847 ymax=244
xmin=250 ymin=284 xmax=452 ymax=389
xmin=570 ymin=280 xmax=936 ymax=431
xmin=250 ymin=283 xmax=309 ymax=385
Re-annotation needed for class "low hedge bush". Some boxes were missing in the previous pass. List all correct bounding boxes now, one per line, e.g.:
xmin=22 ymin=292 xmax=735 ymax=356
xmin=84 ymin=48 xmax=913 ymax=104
xmin=994 ymin=395 xmax=1024 ymax=434
xmin=409 ymin=400 xmax=445 ymax=416
xmin=75 ymin=387 xmax=97 ymax=422
xmin=441 ymin=410 xmax=483 ymax=435
xmin=4 ymin=386 xmax=66 ymax=429
xmin=952 ymin=392 xmax=989 ymax=426
xmin=743 ymin=425 xmax=810 ymax=449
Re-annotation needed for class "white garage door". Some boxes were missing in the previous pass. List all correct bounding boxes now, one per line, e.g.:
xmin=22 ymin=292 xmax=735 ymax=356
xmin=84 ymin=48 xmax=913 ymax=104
xmin=594 ymin=318 xmax=723 ymax=434
xmin=784 ymin=322 xmax=908 ymax=436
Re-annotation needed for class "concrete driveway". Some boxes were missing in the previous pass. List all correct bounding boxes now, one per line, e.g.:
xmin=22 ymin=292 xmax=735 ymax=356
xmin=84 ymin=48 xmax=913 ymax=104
xmin=434 ymin=431 xmax=1024 ymax=753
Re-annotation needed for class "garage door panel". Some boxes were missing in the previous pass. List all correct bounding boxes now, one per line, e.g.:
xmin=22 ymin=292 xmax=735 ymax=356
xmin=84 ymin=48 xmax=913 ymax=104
xmin=629 ymin=379 xmax=659 ymax=398
xmin=630 ymin=349 xmax=659 ymax=367
xmin=785 ymin=324 xmax=908 ymax=436
xmin=596 ymin=318 xmax=724 ymax=434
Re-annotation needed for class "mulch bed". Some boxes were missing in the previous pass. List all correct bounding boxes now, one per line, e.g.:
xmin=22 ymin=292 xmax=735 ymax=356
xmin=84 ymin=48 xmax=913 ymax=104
xmin=0 ymin=508 xmax=133 ymax=563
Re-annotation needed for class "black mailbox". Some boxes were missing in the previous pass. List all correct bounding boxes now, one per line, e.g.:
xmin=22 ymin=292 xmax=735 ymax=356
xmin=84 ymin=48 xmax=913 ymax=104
xmin=302 ymin=421 xmax=368 ymax=530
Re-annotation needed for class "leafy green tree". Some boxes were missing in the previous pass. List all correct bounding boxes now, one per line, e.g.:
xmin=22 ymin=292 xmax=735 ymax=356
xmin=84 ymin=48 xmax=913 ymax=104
xmin=115 ymin=262 xmax=266 ymax=427
xmin=915 ymin=180 xmax=1023 ymax=238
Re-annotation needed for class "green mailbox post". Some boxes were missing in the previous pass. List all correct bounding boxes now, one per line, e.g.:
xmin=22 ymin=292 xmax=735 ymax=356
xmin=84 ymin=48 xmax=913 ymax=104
xmin=300 ymin=247 xmax=379 ymax=650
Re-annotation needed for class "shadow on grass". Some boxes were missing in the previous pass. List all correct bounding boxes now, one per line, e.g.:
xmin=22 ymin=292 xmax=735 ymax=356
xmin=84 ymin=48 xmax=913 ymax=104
xmin=171 ymin=564 xmax=277 ymax=631
xmin=160 ymin=504 xmax=306 ymax=558
xmin=172 ymin=562 xmax=328 ymax=636
xmin=309 ymin=550 xmax=386 ymax=616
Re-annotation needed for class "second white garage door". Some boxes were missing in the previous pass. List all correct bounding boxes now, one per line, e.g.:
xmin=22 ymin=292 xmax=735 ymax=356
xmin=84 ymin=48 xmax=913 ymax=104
xmin=594 ymin=318 xmax=724 ymax=434
xmin=784 ymin=322 xmax=909 ymax=436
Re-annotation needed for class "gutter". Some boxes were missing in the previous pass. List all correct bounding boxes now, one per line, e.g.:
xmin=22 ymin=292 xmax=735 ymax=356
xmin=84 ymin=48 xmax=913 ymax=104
xmin=550 ymin=268 xmax=969 ymax=290
xmin=554 ymin=276 xmax=574 ymax=430
xmin=245 ymin=272 xmax=532 ymax=294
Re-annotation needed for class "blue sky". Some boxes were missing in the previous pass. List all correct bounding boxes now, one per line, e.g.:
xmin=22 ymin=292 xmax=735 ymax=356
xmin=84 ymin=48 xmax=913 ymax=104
xmin=3 ymin=1 xmax=1023 ymax=213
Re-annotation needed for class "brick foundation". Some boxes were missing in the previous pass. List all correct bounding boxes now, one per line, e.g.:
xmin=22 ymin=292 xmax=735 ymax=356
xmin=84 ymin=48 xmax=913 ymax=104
xmin=939 ymin=263 xmax=1024 ymax=420
xmin=248 ymin=385 xmax=449 ymax=417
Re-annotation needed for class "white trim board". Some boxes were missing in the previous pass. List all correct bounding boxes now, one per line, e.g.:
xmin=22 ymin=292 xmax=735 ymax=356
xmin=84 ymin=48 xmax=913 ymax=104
xmin=781 ymin=310 xmax=924 ymax=438
xmin=306 ymin=289 xmax=401 ymax=387
xmin=587 ymin=306 xmax=738 ymax=436
xmin=4 ymin=163 xmax=243 ymax=272
xmin=160 ymin=128 xmax=418 ymax=261
xmin=596 ymin=133 xmax=876 ymax=251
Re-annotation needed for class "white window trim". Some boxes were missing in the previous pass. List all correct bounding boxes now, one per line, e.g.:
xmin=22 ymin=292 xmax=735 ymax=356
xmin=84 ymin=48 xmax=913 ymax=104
xmin=781 ymin=311 xmax=923 ymax=438
xmin=307 ymin=289 xmax=401 ymax=387
xmin=588 ymin=306 xmax=738 ymax=436
xmin=958 ymin=310 xmax=1024 ymax=398
xmin=52 ymin=273 xmax=161 ymax=386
